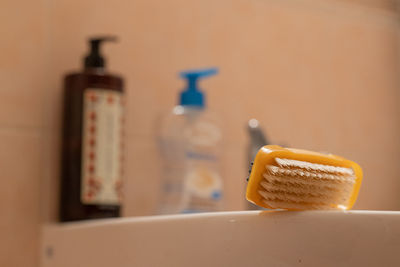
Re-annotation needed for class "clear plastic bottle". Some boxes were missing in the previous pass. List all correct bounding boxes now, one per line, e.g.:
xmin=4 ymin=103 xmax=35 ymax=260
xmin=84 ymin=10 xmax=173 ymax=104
xmin=159 ymin=68 xmax=223 ymax=214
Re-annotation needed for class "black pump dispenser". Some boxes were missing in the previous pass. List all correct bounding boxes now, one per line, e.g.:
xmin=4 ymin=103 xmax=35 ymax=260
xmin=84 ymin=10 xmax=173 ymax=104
xmin=84 ymin=36 xmax=117 ymax=69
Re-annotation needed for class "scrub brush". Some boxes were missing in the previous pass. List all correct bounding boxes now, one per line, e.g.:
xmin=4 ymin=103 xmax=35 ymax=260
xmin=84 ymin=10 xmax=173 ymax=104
xmin=246 ymin=145 xmax=362 ymax=210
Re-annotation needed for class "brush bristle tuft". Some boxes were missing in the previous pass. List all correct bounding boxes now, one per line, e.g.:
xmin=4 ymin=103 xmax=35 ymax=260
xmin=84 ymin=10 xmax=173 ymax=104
xmin=258 ymin=158 xmax=356 ymax=210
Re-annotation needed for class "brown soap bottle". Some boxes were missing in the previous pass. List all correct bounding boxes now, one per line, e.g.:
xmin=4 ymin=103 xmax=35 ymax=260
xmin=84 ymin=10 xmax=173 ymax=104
xmin=60 ymin=37 xmax=124 ymax=222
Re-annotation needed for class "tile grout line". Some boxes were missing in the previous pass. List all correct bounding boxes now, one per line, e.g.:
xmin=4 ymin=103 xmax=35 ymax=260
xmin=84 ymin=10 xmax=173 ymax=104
xmin=0 ymin=125 xmax=44 ymax=136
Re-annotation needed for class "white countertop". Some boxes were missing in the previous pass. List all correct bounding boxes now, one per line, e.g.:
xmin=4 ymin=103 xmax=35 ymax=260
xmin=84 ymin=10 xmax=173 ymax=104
xmin=41 ymin=210 xmax=400 ymax=267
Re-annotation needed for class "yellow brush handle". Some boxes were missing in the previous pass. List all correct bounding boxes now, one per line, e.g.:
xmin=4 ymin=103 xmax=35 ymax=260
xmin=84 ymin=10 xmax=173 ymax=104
xmin=246 ymin=145 xmax=363 ymax=210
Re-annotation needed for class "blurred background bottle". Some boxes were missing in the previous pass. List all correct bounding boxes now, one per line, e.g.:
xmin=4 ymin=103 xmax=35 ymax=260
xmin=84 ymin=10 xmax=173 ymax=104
xmin=60 ymin=37 xmax=124 ymax=221
xmin=246 ymin=119 xmax=269 ymax=210
xmin=159 ymin=68 xmax=223 ymax=214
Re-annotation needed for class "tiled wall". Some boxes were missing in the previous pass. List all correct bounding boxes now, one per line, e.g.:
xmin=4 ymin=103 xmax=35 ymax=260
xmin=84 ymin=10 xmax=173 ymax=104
xmin=1 ymin=0 xmax=400 ymax=266
xmin=0 ymin=0 xmax=47 ymax=266
xmin=43 ymin=0 xmax=400 ymax=219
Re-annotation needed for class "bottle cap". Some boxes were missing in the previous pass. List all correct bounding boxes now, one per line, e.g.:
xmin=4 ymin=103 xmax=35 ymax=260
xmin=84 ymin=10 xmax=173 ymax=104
xmin=179 ymin=68 xmax=218 ymax=108
xmin=84 ymin=36 xmax=118 ymax=69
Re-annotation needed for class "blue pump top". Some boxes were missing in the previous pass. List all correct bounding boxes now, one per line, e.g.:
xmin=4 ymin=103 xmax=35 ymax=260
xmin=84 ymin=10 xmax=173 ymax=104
xmin=179 ymin=68 xmax=218 ymax=108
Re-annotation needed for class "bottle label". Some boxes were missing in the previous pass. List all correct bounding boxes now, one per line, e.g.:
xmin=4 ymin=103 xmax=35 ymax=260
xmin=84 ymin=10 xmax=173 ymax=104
xmin=81 ymin=88 xmax=124 ymax=205
xmin=183 ymin=121 xmax=223 ymax=211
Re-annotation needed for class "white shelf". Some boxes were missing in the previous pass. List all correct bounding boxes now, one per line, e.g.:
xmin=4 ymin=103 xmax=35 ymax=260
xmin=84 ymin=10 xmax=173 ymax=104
xmin=41 ymin=210 xmax=400 ymax=267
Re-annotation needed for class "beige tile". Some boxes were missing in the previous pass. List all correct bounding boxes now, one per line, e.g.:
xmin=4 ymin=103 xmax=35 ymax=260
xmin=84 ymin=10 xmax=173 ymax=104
xmin=40 ymin=128 xmax=61 ymax=223
xmin=123 ymin=134 xmax=161 ymax=216
xmin=0 ymin=129 xmax=42 ymax=267
xmin=0 ymin=0 xmax=47 ymax=128
xmin=335 ymin=0 xmax=397 ymax=11
xmin=43 ymin=0 xmax=400 ymax=213
xmin=221 ymin=143 xmax=248 ymax=211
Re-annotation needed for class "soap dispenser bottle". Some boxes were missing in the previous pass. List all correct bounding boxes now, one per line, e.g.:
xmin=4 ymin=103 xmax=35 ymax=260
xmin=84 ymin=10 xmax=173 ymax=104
xmin=159 ymin=68 xmax=223 ymax=214
xmin=246 ymin=119 xmax=269 ymax=210
xmin=60 ymin=36 xmax=124 ymax=222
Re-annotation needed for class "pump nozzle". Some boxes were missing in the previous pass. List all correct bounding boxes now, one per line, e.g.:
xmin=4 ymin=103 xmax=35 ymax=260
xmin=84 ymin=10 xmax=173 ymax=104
xmin=179 ymin=68 xmax=218 ymax=108
xmin=84 ymin=36 xmax=118 ymax=69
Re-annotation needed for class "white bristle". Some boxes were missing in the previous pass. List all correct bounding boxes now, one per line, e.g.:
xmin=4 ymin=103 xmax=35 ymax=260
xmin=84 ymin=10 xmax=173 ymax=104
xmin=275 ymin=158 xmax=354 ymax=175
xmin=259 ymin=181 xmax=346 ymax=197
xmin=258 ymin=158 xmax=356 ymax=209
xmin=263 ymin=173 xmax=353 ymax=191
xmin=266 ymin=165 xmax=356 ymax=183
xmin=258 ymin=190 xmax=345 ymax=207
xmin=259 ymin=186 xmax=350 ymax=205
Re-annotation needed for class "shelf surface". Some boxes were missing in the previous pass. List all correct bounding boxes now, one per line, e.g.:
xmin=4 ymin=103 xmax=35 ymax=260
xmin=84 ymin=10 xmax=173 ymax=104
xmin=41 ymin=210 xmax=400 ymax=267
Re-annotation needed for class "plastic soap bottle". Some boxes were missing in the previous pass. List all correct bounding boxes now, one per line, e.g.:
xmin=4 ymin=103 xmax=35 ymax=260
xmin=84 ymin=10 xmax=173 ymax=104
xmin=159 ymin=68 xmax=223 ymax=214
